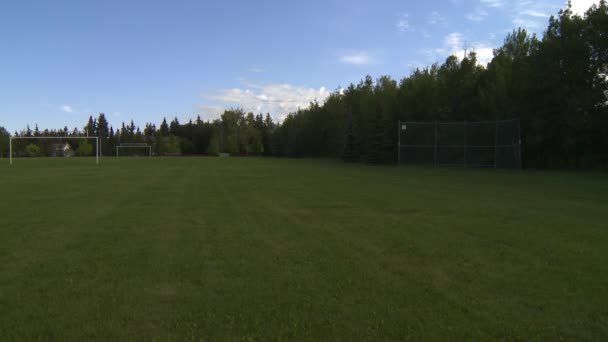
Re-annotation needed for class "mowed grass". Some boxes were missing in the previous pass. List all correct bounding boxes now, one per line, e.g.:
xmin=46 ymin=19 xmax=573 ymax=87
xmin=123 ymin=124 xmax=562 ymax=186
xmin=0 ymin=157 xmax=607 ymax=340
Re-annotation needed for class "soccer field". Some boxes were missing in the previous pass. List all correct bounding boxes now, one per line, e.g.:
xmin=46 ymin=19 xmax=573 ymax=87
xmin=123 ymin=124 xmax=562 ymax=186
xmin=1 ymin=157 xmax=607 ymax=340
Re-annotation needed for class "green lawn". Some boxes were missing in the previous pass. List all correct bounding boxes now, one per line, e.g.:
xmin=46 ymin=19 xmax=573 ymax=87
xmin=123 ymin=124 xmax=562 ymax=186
xmin=1 ymin=157 xmax=607 ymax=340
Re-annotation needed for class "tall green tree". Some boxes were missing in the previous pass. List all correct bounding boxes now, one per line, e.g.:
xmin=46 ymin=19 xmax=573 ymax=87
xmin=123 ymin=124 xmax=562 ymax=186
xmin=97 ymin=113 xmax=110 ymax=155
xmin=0 ymin=126 xmax=10 ymax=158
xmin=159 ymin=118 xmax=169 ymax=137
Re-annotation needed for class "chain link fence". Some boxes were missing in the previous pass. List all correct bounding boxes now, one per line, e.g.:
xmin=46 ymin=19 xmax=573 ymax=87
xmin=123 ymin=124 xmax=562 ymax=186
xmin=398 ymin=119 xmax=521 ymax=169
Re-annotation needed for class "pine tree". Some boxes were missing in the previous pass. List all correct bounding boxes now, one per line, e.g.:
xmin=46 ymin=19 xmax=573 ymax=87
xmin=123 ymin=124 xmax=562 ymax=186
xmin=342 ymin=110 xmax=359 ymax=162
xmin=97 ymin=113 xmax=109 ymax=155
xmin=366 ymin=105 xmax=384 ymax=165
xmin=108 ymin=126 xmax=116 ymax=153
xmin=84 ymin=116 xmax=95 ymax=136
xmin=170 ymin=117 xmax=180 ymax=135
xmin=160 ymin=118 xmax=169 ymax=136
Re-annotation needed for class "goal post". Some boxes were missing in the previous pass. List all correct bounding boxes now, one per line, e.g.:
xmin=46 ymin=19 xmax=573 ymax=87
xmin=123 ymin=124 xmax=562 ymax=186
xmin=116 ymin=143 xmax=152 ymax=158
xmin=9 ymin=136 xmax=99 ymax=165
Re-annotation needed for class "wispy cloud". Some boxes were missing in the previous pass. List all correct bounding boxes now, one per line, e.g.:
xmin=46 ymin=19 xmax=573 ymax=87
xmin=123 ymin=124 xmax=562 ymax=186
xmin=248 ymin=65 xmax=266 ymax=73
xmin=418 ymin=32 xmax=495 ymax=66
xmin=396 ymin=13 xmax=410 ymax=32
xmin=480 ymin=0 xmax=504 ymax=8
xmin=521 ymin=9 xmax=549 ymax=17
xmin=340 ymin=51 xmax=373 ymax=65
xmin=202 ymin=82 xmax=331 ymax=118
xmin=416 ymin=48 xmax=448 ymax=60
xmin=512 ymin=17 xmax=543 ymax=30
xmin=445 ymin=32 xmax=463 ymax=53
xmin=61 ymin=105 xmax=73 ymax=113
xmin=466 ymin=8 xmax=488 ymax=21
xmin=192 ymin=105 xmax=225 ymax=121
xmin=428 ymin=11 xmax=447 ymax=25
xmin=510 ymin=0 xmax=562 ymax=32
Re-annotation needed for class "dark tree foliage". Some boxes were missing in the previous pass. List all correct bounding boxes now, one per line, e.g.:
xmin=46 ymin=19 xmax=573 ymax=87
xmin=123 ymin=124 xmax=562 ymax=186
xmin=342 ymin=110 xmax=359 ymax=163
xmin=159 ymin=118 xmax=169 ymax=137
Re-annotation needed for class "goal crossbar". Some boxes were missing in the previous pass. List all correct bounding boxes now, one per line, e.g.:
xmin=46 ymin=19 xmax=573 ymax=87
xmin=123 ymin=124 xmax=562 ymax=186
xmin=116 ymin=144 xmax=152 ymax=158
xmin=9 ymin=136 xmax=99 ymax=165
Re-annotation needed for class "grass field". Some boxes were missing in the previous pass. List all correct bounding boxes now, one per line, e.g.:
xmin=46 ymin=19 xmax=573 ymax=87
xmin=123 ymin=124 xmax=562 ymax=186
xmin=1 ymin=157 xmax=607 ymax=340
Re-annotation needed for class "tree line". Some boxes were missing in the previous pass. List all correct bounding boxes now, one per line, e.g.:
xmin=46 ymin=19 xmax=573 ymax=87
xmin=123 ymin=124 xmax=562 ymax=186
xmin=3 ymin=109 xmax=276 ymax=158
xmin=2 ymin=2 xmax=607 ymax=168
xmin=272 ymin=2 xmax=608 ymax=168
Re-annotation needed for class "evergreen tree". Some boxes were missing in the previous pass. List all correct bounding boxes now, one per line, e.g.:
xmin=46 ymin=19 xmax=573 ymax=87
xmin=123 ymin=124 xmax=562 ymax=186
xmin=170 ymin=117 xmax=180 ymax=135
xmin=0 ymin=126 xmax=10 ymax=158
xmin=342 ymin=110 xmax=359 ymax=162
xmin=366 ymin=105 xmax=384 ymax=164
xmin=84 ymin=116 xmax=95 ymax=136
xmin=160 ymin=117 xmax=169 ymax=136
xmin=97 ymin=113 xmax=110 ymax=155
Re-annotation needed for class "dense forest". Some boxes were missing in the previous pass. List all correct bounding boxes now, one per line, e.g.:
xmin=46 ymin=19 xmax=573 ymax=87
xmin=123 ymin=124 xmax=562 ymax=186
xmin=1 ymin=2 xmax=607 ymax=168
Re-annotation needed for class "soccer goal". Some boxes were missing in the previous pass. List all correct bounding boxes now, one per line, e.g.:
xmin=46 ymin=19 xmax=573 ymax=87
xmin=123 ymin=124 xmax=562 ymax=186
xmin=116 ymin=143 xmax=152 ymax=158
xmin=9 ymin=136 xmax=99 ymax=165
xmin=397 ymin=119 xmax=522 ymax=169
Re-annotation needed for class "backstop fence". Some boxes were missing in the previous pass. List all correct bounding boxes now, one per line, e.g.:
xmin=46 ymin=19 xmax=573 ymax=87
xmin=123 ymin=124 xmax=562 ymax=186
xmin=398 ymin=119 xmax=521 ymax=169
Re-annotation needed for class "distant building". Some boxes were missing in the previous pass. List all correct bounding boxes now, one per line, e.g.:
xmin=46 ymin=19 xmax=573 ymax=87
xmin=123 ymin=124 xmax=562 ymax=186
xmin=50 ymin=143 xmax=74 ymax=157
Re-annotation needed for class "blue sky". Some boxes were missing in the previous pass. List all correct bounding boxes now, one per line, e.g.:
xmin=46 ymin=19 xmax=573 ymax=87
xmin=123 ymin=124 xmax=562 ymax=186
xmin=0 ymin=0 xmax=598 ymax=133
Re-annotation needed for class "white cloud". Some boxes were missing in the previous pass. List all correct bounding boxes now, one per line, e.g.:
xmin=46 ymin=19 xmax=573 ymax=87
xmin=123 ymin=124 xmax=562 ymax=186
xmin=444 ymin=32 xmax=463 ymax=53
xmin=419 ymin=33 xmax=495 ymax=66
xmin=429 ymin=11 xmax=447 ymax=25
xmin=396 ymin=14 xmax=410 ymax=32
xmin=466 ymin=8 xmax=488 ymax=21
xmin=570 ymin=0 xmax=599 ymax=16
xmin=512 ymin=16 xmax=543 ymax=30
xmin=340 ymin=51 xmax=373 ymax=65
xmin=112 ymin=111 xmax=121 ymax=117
xmin=481 ymin=0 xmax=504 ymax=8
xmin=406 ymin=61 xmax=427 ymax=70
xmin=202 ymin=82 xmax=332 ymax=117
xmin=193 ymin=105 xmax=225 ymax=121
xmin=249 ymin=66 xmax=266 ymax=73
xmin=456 ymin=44 xmax=495 ymax=65
xmin=473 ymin=47 xmax=495 ymax=65
xmin=61 ymin=105 xmax=73 ymax=113
xmin=509 ymin=0 xmax=562 ymax=32
xmin=521 ymin=9 xmax=549 ymax=17
xmin=416 ymin=47 xmax=450 ymax=61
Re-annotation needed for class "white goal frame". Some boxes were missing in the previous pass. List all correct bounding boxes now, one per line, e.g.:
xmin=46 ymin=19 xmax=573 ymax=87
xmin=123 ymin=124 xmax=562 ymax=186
xmin=116 ymin=144 xmax=152 ymax=158
xmin=9 ymin=136 xmax=99 ymax=165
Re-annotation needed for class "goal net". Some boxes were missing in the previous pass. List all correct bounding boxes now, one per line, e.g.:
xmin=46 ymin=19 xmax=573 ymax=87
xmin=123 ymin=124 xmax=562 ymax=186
xmin=9 ymin=136 xmax=99 ymax=165
xmin=116 ymin=143 xmax=152 ymax=157
xmin=398 ymin=119 xmax=521 ymax=169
